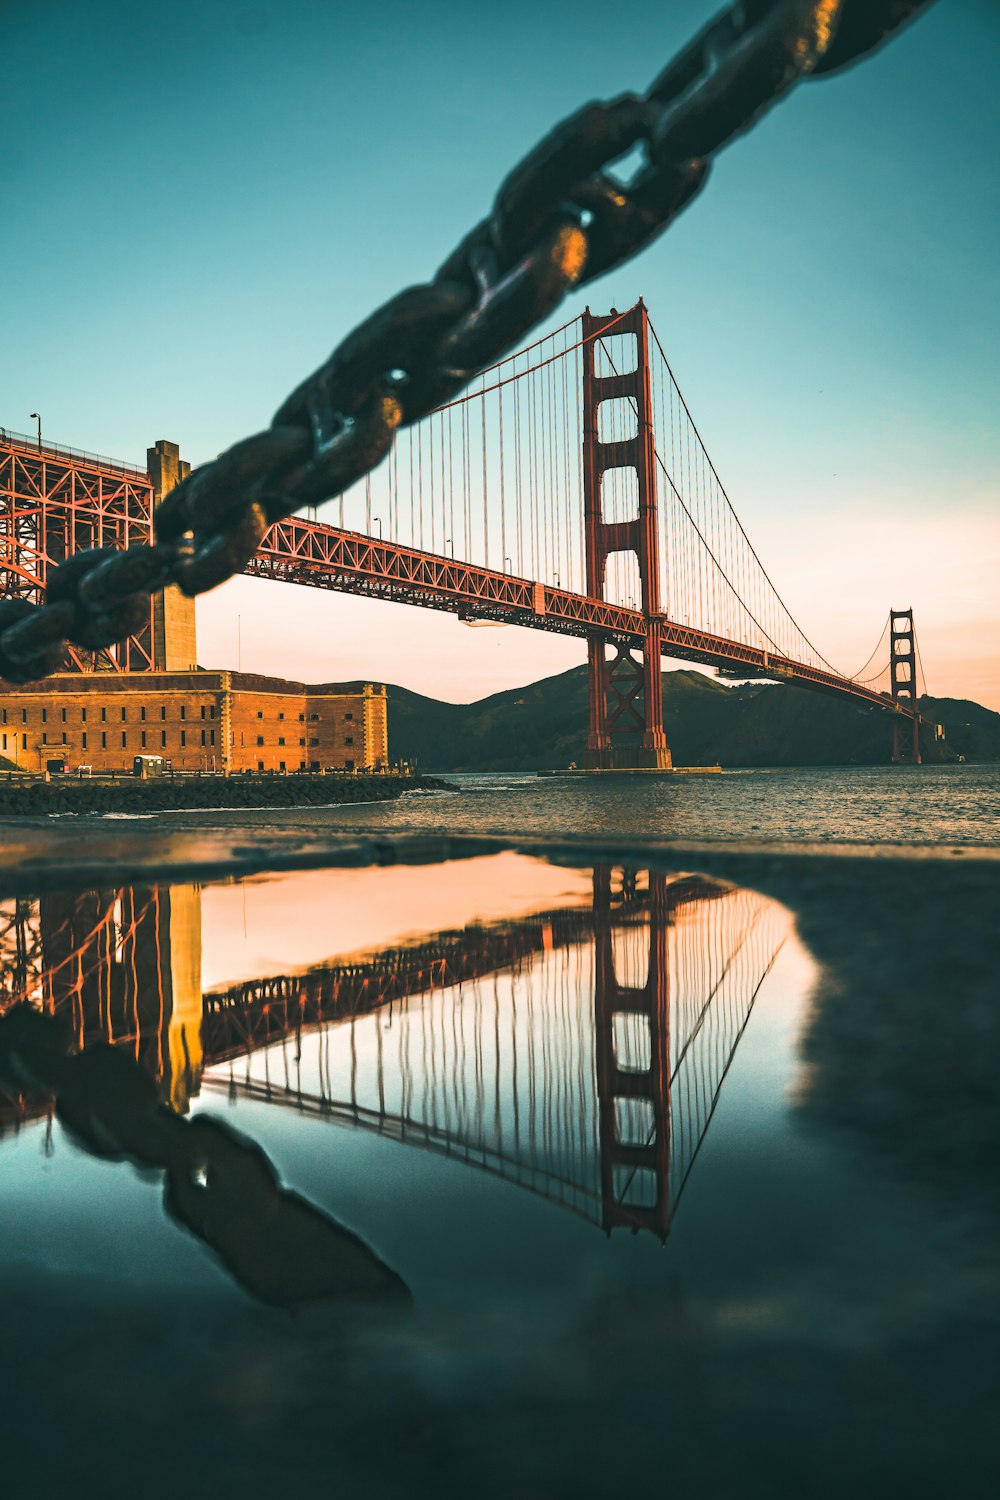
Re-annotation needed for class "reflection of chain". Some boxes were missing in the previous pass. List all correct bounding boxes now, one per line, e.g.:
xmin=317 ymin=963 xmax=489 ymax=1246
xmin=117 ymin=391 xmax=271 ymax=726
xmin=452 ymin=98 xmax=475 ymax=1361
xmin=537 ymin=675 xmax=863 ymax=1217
xmin=0 ymin=1004 xmax=409 ymax=1310
xmin=0 ymin=2 xmax=935 ymax=684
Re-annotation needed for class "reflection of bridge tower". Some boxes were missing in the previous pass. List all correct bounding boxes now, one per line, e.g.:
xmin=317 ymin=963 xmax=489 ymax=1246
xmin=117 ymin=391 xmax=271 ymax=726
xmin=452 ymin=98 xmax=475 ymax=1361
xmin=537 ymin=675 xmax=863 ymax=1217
xmin=201 ymin=868 xmax=785 ymax=1240
xmin=594 ymin=868 xmax=672 ymax=1238
xmin=38 ymin=885 xmax=203 ymax=1110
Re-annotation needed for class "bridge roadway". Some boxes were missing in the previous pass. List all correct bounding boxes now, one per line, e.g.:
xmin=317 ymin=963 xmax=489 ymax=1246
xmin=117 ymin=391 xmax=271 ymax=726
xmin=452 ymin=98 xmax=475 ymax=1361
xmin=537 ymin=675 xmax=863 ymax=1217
xmin=247 ymin=517 xmax=927 ymax=723
xmin=2 ymin=299 xmax=931 ymax=749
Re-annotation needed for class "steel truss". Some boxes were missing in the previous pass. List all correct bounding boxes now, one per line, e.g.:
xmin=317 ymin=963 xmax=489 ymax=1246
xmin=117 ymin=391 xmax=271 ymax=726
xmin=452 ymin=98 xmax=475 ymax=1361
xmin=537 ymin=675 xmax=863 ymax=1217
xmin=248 ymin=517 xmax=921 ymax=720
xmin=0 ymin=433 xmax=155 ymax=671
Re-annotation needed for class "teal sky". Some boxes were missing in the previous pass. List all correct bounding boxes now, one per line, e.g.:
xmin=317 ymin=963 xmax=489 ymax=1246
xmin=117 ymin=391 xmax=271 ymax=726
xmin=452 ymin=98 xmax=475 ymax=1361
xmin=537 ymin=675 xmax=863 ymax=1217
xmin=3 ymin=1 xmax=998 ymax=706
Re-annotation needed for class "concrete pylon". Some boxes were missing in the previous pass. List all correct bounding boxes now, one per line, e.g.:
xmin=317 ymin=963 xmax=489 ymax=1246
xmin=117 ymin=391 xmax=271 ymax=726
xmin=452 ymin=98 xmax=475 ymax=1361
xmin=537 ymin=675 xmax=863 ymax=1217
xmin=147 ymin=440 xmax=197 ymax=672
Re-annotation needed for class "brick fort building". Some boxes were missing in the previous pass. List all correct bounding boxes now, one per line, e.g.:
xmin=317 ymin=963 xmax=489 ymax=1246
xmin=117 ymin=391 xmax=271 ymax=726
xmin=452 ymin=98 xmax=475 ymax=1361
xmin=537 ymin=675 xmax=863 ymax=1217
xmin=0 ymin=433 xmax=388 ymax=773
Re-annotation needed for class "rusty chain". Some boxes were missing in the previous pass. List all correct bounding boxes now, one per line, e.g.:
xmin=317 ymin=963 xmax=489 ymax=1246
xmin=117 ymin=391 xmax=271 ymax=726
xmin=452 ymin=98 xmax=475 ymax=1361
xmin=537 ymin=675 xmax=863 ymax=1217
xmin=0 ymin=0 xmax=936 ymax=683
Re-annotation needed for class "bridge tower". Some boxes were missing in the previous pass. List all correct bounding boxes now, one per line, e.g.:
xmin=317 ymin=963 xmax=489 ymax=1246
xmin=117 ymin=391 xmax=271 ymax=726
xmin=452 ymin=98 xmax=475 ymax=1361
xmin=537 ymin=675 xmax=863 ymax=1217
xmin=582 ymin=303 xmax=671 ymax=769
xmin=889 ymin=606 xmax=921 ymax=764
xmin=593 ymin=867 xmax=672 ymax=1238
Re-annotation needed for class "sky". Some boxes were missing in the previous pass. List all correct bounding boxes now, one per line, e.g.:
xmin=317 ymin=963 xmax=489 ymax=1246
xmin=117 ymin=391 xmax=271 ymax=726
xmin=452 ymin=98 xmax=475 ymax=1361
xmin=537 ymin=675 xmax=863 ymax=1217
xmin=3 ymin=0 xmax=998 ymax=707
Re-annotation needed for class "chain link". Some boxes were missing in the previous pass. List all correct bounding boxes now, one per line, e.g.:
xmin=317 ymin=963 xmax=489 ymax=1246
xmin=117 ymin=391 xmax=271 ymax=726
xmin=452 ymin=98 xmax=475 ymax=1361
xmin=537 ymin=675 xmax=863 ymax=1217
xmin=0 ymin=0 xmax=936 ymax=682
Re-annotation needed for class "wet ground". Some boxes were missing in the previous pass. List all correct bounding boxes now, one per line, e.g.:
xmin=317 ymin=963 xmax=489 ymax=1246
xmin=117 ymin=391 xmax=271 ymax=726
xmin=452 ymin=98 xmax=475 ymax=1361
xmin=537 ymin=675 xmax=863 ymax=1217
xmin=2 ymin=837 xmax=998 ymax=1497
xmin=1 ymin=763 xmax=996 ymax=897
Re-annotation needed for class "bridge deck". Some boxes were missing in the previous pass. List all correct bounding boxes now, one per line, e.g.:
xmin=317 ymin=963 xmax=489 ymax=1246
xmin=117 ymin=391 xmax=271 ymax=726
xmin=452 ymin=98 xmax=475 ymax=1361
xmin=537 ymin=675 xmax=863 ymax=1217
xmin=247 ymin=520 xmax=925 ymax=722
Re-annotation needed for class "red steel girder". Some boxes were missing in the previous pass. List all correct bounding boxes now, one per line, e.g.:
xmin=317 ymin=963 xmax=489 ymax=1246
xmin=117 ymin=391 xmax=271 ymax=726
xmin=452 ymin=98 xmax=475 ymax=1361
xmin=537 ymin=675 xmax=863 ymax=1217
xmin=0 ymin=433 xmax=156 ymax=672
xmin=246 ymin=516 xmax=925 ymax=722
xmin=0 ymin=431 xmax=925 ymax=724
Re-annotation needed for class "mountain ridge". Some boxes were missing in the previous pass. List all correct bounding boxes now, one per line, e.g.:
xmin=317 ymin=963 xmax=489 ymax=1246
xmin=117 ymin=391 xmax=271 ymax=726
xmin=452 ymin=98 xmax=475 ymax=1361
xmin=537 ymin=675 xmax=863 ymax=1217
xmin=384 ymin=667 xmax=1000 ymax=771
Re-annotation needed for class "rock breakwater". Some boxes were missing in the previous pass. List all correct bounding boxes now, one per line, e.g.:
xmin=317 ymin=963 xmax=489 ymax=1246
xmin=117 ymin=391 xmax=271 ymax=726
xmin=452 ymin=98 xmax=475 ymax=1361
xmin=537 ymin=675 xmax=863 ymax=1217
xmin=0 ymin=773 xmax=446 ymax=817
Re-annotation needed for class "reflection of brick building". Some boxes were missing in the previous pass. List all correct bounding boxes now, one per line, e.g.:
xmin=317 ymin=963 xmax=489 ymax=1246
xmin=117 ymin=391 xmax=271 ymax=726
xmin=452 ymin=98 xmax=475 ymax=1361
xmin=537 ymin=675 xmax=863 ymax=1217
xmin=0 ymin=672 xmax=388 ymax=773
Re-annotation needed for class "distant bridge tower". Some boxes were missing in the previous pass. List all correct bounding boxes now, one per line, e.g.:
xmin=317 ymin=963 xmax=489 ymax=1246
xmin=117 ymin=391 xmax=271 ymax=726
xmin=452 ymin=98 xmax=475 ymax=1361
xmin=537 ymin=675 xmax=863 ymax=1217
xmin=890 ymin=606 xmax=921 ymax=764
xmin=583 ymin=303 xmax=671 ymax=769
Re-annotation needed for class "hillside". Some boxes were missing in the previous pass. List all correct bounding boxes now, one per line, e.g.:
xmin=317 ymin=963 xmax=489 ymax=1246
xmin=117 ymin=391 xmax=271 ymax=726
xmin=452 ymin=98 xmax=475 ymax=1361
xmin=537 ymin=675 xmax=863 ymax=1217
xmin=386 ymin=668 xmax=1000 ymax=771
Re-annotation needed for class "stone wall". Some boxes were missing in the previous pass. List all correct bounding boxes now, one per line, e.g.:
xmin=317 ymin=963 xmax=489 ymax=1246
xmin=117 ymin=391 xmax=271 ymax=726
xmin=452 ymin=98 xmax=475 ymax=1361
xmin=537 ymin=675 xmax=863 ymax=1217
xmin=0 ymin=670 xmax=387 ymax=773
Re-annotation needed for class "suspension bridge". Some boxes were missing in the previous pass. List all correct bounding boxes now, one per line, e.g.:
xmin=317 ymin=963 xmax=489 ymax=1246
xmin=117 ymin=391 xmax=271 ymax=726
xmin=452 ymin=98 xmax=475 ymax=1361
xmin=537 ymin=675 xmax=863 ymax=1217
xmin=1 ymin=299 xmax=932 ymax=765
xmin=0 ymin=866 xmax=790 ymax=1239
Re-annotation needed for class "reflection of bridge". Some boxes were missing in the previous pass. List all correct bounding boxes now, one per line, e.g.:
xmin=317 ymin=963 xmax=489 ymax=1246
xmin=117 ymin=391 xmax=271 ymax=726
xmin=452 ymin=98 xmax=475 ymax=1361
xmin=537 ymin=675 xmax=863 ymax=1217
xmin=0 ymin=866 xmax=788 ymax=1238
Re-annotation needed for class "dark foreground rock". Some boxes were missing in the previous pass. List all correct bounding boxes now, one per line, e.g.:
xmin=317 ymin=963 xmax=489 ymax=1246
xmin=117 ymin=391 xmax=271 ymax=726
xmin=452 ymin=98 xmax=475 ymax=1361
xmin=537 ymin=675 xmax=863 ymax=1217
xmin=0 ymin=772 xmax=447 ymax=817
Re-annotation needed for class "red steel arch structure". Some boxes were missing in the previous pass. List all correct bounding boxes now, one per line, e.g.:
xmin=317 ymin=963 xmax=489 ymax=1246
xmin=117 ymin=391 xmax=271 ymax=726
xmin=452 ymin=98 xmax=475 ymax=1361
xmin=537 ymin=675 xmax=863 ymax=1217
xmin=0 ymin=435 xmax=157 ymax=672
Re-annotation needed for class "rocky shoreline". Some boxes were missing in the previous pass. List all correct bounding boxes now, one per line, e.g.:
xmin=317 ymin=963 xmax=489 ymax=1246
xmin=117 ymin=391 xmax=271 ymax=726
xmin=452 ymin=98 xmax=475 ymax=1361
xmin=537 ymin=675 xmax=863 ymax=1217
xmin=0 ymin=772 xmax=449 ymax=816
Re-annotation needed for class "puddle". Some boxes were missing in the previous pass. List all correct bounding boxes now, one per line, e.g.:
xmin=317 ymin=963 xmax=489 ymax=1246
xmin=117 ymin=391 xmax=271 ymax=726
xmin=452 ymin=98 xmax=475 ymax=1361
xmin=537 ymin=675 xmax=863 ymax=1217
xmin=1 ymin=852 xmax=997 ymax=1497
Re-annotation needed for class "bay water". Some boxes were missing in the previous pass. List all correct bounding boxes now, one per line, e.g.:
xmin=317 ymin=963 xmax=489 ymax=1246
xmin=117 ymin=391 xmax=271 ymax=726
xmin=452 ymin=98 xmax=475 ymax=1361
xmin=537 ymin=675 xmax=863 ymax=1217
xmin=1 ymin=765 xmax=997 ymax=1496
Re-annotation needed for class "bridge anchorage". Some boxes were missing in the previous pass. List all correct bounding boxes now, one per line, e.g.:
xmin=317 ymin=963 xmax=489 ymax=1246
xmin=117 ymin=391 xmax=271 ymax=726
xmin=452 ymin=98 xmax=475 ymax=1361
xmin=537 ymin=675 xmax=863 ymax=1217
xmin=2 ymin=299 xmax=937 ymax=765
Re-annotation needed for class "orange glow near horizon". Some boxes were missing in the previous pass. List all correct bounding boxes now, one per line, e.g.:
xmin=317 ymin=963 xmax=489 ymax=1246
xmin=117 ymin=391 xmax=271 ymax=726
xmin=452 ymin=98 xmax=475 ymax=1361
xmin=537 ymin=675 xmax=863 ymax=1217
xmin=200 ymin=854 xmax=595 ymax=991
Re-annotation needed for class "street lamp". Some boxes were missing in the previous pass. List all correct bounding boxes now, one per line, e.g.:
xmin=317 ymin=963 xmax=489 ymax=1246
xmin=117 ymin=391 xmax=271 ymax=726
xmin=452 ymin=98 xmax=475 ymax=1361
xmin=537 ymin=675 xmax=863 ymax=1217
xmin=373 ymin=516 xmax=382 ymax=539
xmin=29 ymin=412 xmax=41 ymax=448
xmin=504 ymin=556 xmax=512 ymax=573
xmin=444 ymin=537 xmax=454 ymax=556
